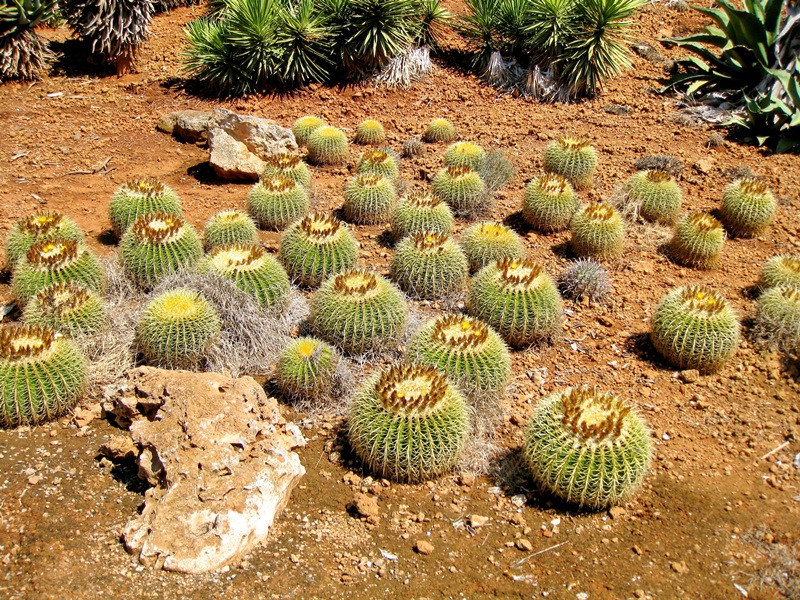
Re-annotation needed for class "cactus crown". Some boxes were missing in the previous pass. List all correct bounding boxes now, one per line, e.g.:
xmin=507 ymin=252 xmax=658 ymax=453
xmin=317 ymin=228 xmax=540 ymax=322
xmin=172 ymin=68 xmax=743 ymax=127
xmin=584 ymin=203 xmax=616 ymax=222
xmin=208 ymin=244 xmax=267 ymax=272
xmin=474 ymin=222 xmax=510 ymax=240
xmin=560 ymin=386 xmax=632 ymax=444
xmin=688 ymin=211 xmax=722 ymax=232
xmin=355 ymin=173 xmax=383 ymax=187
xmin=130 ymin=212 xmax=184 ymax=244
xmin=361 ymin=149 xmax=391 ymax=165
xmin=736 ymin=177 xmax=768 ymax=196
xmin=776 ymin=286 xmax=800 ymax=304
xmin=538 ymin=173 xmax=571 ymax=194
xmin=558 ymin=136 xmax=590 ymax=151
xmin=265 ymin=153 xmax=302 ymax=169
xmin=314 ymin=125 xmax=342 ymax=140
xmin=332 ymin=269 xmax=380 ymax=298
xmin=407 ymin=192 xmax=441 ymax=208
xmin=30 ymin=282 xmax=93 ymax=316
xmin=497 ymin=258 xmax=544 ymax=287
xmin=645 ymin=170 xmax=672 ymax=183
xmin=375 ymin=363 xmax=449 ymax=417
xmin=0 ymin=324 xmax=56 ymax=360
xmin=157 ymin=291 xmax=204 ymax=318
xmin=126 ymin=177 xmax=167 ymax=196
xmin=295 ymin=337 xmax=322 ymax=358
xmin=215 ymin=210 xmax=250 ymax=224
xmin=445 ymin=165 xmax=474 ymax=179
xmin=298 ymin=213 xmax=342 ymax=240
xmin=679 ymin=286 xmax=728 ymax=315
xmin=261 ymin=175 xmax=297 ymax=192
xmin=409 ymin=231 xmax=450 ymax=251
xmin=26 ymin=239 xmax=80 ymax=268
xmin=18 ymin=212 xmax=65 ymax=235
xmin=431 ymin=314 xmax=490 ymax=350
xmin=775 ymin=256 xmax=800 ymax=276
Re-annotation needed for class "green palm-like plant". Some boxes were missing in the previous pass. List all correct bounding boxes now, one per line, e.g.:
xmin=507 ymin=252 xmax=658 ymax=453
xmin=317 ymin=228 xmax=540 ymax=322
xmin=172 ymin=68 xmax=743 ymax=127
xmin=459 ymin=0 xmax=504 ymax=68
xmin=344 ymin=0 xmax=420 ymax=75
xmin=276 ymin=0 xmax=333 ymax=85
xmin=418 ymin=0 xmax=452 ymax=49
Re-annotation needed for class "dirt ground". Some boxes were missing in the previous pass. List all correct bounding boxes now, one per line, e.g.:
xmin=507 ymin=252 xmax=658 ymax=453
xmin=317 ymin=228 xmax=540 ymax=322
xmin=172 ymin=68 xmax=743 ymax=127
xmin=1 ymin=3 xmax=799 ymax=599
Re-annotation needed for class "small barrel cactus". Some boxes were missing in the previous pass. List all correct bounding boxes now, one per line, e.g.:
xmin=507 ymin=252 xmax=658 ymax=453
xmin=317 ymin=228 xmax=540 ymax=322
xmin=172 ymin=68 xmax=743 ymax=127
xmin=407 ymin=313 xmax=511 ymax=396
xmin=348 ymin=363 xmax=470 ymax=482
xmin=355 ymin=149 xmax=400 ymax=180
xmin=522 ymin=173 xmax=579 ymax=233
xmin=202 ymin=210 xmax=259 ymax=250
xmin=468 ymin=258 xmax=562 ymax=347
xmin=650 ymin=285 xmax=740 ymax=373
xmin=755 ymin=286 xmax=800 ymax=355
xmin=137 ymin=288 xmax=222 ymax=368
xmin=543 ymin=137 xmax=598 ymax=188
xmin=198 ymin=244 xmax=290 ymax=311
xmin=108 ymin=178 xmax=182 ymax=237
xmin=423 ymin=118 xmax=457 ymax=143
xmin=309 ymin=268 xmax=407 ymax=354
xmin=559 ymin=258 xmax=612 ymax=304
xmin=523 ymin=385 xmax=652 ymax=509
xmin=0 ymin=324 xmax=88 ymax=428
xmin=624 ymin=170 xmax=682 ymax=224
xmin=669 ymin=211 xmax=725 ymax=270
xmin=570 ymin=203 xmax=625 ymax=260
xmin=261 ymin=153 xmax=312 ymax=189
xmin=12 ymin=239 xmax=105 ymax=307
xmin=23 ymin=281 xmax=107 ymax=338
xmin=390 ymin=232 xmax=469 ymax=300
xmin=5 ymin=212 xmax=85 ymax=271
xmin=292 ymin=115 xmax=326 ymax=146
xmin=354 ymin=119 xmax=386 ymax=145
xmin=443 ymin=141 xmax=486 ymax=170
xmin=402 ymin=138 xmax=424 ymax=158
xmin=391 ymin=192 xmax=454 ymax=240
xmin=343 ymin=173 xmax=398 ymax=225
xmin=279 ymin=213 xmax=359 ymax=288
xmin=719 ymin=177 xmax=777 ymax=238
xmin=275 ymin=336 xmax=340 ymax=402
xmin=119 ymin=213 xmax=203 ymax=289
xmin=248 ymin=175 xmax=309 ymax=231
xmin=431 ymin=165 xmax=487 ymax=216
xmin=307 ymin=125 xmax=350 ymax=165
xmin=761 ymin=254 xmax=800 ymax=291
xmin=459 ymin=221 xmax=525 ymax=273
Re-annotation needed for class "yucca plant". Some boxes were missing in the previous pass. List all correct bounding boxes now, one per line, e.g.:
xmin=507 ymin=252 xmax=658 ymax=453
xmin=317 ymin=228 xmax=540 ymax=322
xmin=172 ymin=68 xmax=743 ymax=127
xmin=276 ymin=0 xmax=333 ymax=86
xmin=1 ymin=0 xmax=56 ymax=80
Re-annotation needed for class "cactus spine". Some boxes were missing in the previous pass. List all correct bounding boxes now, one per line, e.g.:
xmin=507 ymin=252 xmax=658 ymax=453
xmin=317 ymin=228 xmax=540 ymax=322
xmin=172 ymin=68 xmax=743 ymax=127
xmin=559 ymin=258 xmax=612 ymax=303
xmin=459 ymin=221 xmax=525 ymax=273
xmin=202 ymin=210 xmax=258 ymax=250
xmin=307 ymin=126 xmax=350 ymax=165
xmin=248 ymin=175 xmax=310 ymax=231
xmin=355 ymin=149 xmax=400 ymax=180
xmin=623 ymin=170 xmax=682 ymax=224
xmin=390 ymin=232 xmax=469 ymax=300
xmin=275 ymin=337 xmax=340 ymax=402
xmin=423 ymin=118 xmax=457 ymax=143
xmin=343 ymin=173 xmax=398 ymax=225
xmin=719 ymin=177 xmax=776 ymax=238
xmin=292 ymin=115 xmax=326 ymax=146
xmin=23 ymin=282 xmax=107 ymax=338
xmin=5 ymin=212 xmax=85 ymax=271
xmin=109 ymin=178 xmax=182 ymax=237
xmin=443 ymin=141 xmax=486 ymax=170
xmin=754 ymin=286 xmax=800 ymax=355
xmin=570 ymin=203 xmax=625 ymax=260
xmin=261 ymin=153 xmax=312 ymax=189
xmin=391 ymin=192 xmax=455 ymax=240
xmin=354 ymin=119 xmax=386 ymax=145
xmin=431 ymin=165 xmax=487 ymax=216
xmin=669 ymin=211 xmax=725 ymax=270
xmin=761 ymin=254 xmax=800 ymax=291
xmin=543 ymin=137 xmax=597 ymax=188
xmin=522 ymin=174 xmax=579 ymax=232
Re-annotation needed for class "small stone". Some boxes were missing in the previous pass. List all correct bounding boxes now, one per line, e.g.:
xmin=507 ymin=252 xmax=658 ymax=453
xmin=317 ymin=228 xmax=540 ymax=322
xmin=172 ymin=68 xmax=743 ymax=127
xmin=350 ymin=492 xmax=379 ymax=518
xmin=632 ymin=545 xmax=643 ymax=555
xmin=27 ymin=476 xmax=41 ymax=485
xmin=670 ymin=560 xmax=688 ymax=574
xmin=469 ymin=515 xmax=489 ymax=528
xmin=609 ymin=507 xmax=626 ymax=520
xmin=679 ymin=369 xmax=700 ymax=383
xmin=458 ymin=472 xmax=475 ymax=486
xmin=516 ymin=539 xmax=533 ymax=552
xmin=415 ymin=540 xmax=434 ymax=555
xmin=693 ymin=157 xmax=715 ymax=175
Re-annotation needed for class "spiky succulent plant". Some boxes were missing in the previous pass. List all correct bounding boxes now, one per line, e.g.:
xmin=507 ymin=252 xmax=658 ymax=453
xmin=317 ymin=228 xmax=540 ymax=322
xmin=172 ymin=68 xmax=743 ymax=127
xmin=0 ymin=324 xmax=87 ymax=428
xmin=23 ymin=281 xmax=107 ymax=338
xmin=136 ymin=288 xmax=222 ymax=368
xmin=343 ymin=173 xmax=397 ymax=224
xmin=108 ymin=178 xmax=182 ymax=237
xmin=402 ymin=138 xmax=423 ymax=157
xmin=423 ymin=118 xmax=457 ymax=143
xmin=523 ymin=385 xmax=652 ymax=509
xmin=443 ymin=141 xmax=486 ymax=170
xmin=468 ymin=258 xmax=562 ymax=347
xmin=570 ymin=202 xmax=625 ymax=260
xmin=119 ymin=212 xmax=202 ymax=289
xmin=522 ymin=173 xmax=579 ymax=233
xmin=431 ymin=165 xmax=487 ymax=216
xmin=5 ymin=212 xmax=85 ymax=271
xmin=354 ymin=119 xmax=386 ymax=145
xmin=754 ymin=286 xmax=800 ymax=355
xmin=459 ymin=221 xmax=525 ymax=273
xmin=543 ymin=137 xmax=598 ymax=189
xmin=390 ymin=231 xmax=469 ymax=300
xmin=719 ymin=177 xmax=777 ymax=238
xmin=307 ymin=125 xmax=349 ymax=165
xmin=623 ymin=170 xmax=682 ymax=224
xmin=247 ymin=175 xmax=309 ymax=231
xmin=292 ymin=115 xmax=326 ymax=146
xmin=309 ymin=268 xmax=407 ymax=354
xmin=12 ymin=239 xmax=105 ymax=307
xmin=668 ymin=211 xmax=725 ymax=270
xmin=355 ymin=149 xmax=400 ymax=180
xmin=761 ymin=254 xmax=800 ymax=291
xmin=0 ymin=0 xmax=56 ymax=81
xmin=275 ymin=336 xmax=340 ymax=402
xmin=261 ymin=153 xmax=312 ymax=189
xmin=202 ymin=210 xmax=258 ymax=250
xmin=650 ymin=285 xmax=740 ymax=373
xmin=407 ymin=313 xmax=511 ymax=396
xmin=279 ymin=213 xmax=359 ymax=288
xmin=198 ymin=243 xmax=290 ymax=311
xmin=391 ymin=191 xmax=454 ymax=240
xmin=559 ymin=258 xmax=612 ymax=304
xmin=348 ymin=363 xmax=470 ymax=482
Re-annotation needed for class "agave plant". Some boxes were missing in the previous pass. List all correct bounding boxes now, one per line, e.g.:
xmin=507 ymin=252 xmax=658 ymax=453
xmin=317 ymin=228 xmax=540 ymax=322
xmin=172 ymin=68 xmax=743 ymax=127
xmin=1 ymin=0 xmax=56 ymax=80
xmin=276 ymin=0 xmax=333 ymax=86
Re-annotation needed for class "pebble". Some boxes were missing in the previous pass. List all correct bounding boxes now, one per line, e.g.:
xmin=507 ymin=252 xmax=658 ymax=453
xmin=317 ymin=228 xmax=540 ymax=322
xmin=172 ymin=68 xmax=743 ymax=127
xmin=349 ymin=492 xmax=379 ymax=518
xmin=609 ymin=507 xmax=626 ymax=519
xmin=415 ymin=540 xmax=434 ymax=555
xmin=516 ymin=539 xmax=533 ymax=552
xmin=469 ymin=515 xmax=489 ymax=528
xmin=670 ymin=560 xmax=689 ymax=574
xmin=679 ymin=369 xmax=700 ymax=383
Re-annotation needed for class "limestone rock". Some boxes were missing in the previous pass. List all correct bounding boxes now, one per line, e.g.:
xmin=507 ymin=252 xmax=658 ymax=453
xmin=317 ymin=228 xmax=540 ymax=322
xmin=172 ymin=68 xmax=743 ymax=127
xmin=105 ymin=366 xmax=306 ymax=574
xmin=174 ymin=110 xmax=212 ymax=143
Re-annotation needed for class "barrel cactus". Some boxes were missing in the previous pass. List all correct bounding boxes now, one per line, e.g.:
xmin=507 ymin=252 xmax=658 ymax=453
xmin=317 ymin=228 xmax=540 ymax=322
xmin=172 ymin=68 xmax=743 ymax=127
xmin=522 ymin=173 xmax=579 ymax=233
xmin=754 ymin=286 xmax=800 ymax=355
xmin=343 ymin=173 xmax=397 ymax=225
xmin=12 ymin=239 xmax=105 ymax=307
xmin=354 ymin=119 xmax=386 ymax=145
xmin=719 ymin=177 xmax=777 ymax=238
xmin=202 ymin=210 xmax=258 ymax=250
xmin=119 ymin=213 xmax=202 ymax=289
xmin=109 ymin=178 xmax=182 ymax=237
xmin=5 ymin=212 xmax=85 ymax=271
xmin=136 ymin=288 xmax=222 ymax=368
xmin=459 ymin=221 xmax=525 ymax=273
xmin=650 ymin=285 xmax=740 ymax=373
xmin=348 ymin=363 xmax=470 ymax=482
xmin=523 ymin=385 xmax=652 ymax=509
xmin=669 ymin=211 xmax=725 ymax=270
xmin=0 ymin=324 xmax=87 ymax=428
xmin=261 ymin=153 xmax=312 ymax=189
xmin=23 ymin=281 xmax=107 ymax=338
xmin=402 ymin=138 xmax=424 ymax=158
xmin=390 ymin=232 xmax=469 ymax=300
xmin=623 ymin=170 xmax=682 ymax=224
xmin=275 ymin=336 xmax=340 ymax=402
xmin=423 ymin=118 xmax=457 ymax=143
xmin=307 ymin=125 xmax=349 ymax=165
xmin=443 ymin=141 xmax=486 ymax=170
xmin=198 ymin=243 xmax=290 ymax=311
xmin=468 ymin=258 xmax=562 ymax=347
xmin=559 ymin=258 xmax=612 ymax=304
xmin=309 ymin=269 xmax=407 ymax=354
xmin=247 ymin=175 xmax=309 ymax=231
xmin=355 ymin=149 xmax=400 ymax=180
xmin=279 ymin=213 xmax=359 ymax=288
xmin=391 ymin=192 xmax=454 ymax=240
xmin=407 ymin=313 xmax=511 ymax=396
xmin=570 ymin=203 xmax=625 ymax=260
xmin=761 ymin=254 xmax=800 ymax=291
xmin=543 ymin=137 xmax=597 ymax=188
xmin=431 ymin=165 xmax=487 ymax=216
xmin=292 ymin=115 xmax=326 ymax=146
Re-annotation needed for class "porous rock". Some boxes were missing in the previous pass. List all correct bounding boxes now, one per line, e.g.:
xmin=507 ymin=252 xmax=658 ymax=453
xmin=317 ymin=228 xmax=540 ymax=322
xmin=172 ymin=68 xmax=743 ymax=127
xmin=104 ymin=366 xmax=306 ymax=573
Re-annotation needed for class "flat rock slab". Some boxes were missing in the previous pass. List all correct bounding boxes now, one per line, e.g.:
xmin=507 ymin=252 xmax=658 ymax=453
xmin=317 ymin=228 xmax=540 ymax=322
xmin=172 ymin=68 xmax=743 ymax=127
xmin=104 ymin=366 xmax=305 ymax=574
